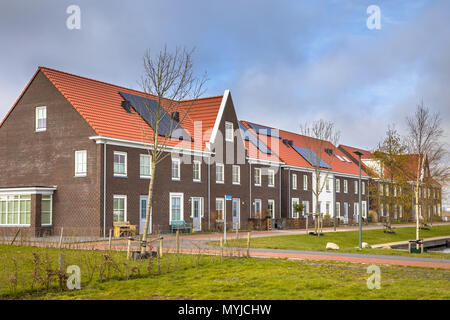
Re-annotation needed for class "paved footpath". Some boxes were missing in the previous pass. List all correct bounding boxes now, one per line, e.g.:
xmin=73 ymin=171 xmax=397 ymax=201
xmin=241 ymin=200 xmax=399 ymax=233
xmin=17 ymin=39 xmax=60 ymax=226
xmin=8 ymin=223 xmax=449 ymax=270
xmin=88 ymin=222 xmax=450 ymax=270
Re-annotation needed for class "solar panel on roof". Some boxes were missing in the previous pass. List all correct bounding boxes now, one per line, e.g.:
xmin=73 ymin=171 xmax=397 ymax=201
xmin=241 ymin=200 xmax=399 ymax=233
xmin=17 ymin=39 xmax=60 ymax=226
xmin=239 ymin=123 xmax=272 ymax=155
xmin=248 ymin=123 xmax=281 ymax=139
xmin=342 ymin=156 xmax=352 ymax=163
xmin=336 ymin=155 xmax=345 ymax=162
xmin=291 ymin=146 xmax=331 ymax=169
xmin=119 ymin=91 xmax=192 ymax=141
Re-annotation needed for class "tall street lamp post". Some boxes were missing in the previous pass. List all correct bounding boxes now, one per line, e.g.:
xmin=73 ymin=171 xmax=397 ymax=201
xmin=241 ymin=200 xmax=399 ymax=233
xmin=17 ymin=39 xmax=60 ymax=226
xmin=353 ymin=151 xmax=363 ymax=250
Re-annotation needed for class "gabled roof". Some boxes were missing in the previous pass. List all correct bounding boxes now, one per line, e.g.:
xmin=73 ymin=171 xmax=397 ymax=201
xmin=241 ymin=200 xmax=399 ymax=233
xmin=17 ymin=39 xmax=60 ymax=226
xmin=241 ymin=121 xmax=367 ymax=176
xmin=2 ymin=67 xmax=225 ymax=152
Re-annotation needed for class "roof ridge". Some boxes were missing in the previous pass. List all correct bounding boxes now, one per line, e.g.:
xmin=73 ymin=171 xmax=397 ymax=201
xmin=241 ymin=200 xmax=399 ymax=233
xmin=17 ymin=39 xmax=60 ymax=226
xmin=39 ymin=66 xmax=223 ymax=102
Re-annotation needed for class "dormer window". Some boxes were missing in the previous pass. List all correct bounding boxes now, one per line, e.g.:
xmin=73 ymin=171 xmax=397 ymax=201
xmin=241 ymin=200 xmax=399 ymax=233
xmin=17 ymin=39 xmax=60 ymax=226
xmin=35 ymin=106 xmax=47 ymax=132
xmin=225 ymin=122 xmax=234 ymax=142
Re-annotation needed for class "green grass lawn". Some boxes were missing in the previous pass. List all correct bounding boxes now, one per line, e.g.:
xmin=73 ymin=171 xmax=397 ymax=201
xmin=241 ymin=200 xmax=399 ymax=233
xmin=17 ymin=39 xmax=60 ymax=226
xmin=0 ymin=244 xmax=449 ymax=300
xmin=216 ymin=225 xmax=450 ymax=259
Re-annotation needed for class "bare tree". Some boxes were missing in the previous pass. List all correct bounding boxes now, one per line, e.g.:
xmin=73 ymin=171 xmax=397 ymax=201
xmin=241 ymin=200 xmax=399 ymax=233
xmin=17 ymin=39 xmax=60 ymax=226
xmin=373 ymin=126 xmax=410 ymax=226
xmin=405 ymin=101 xmax=447 ymax=245
xmin=300 ymin=120 xmax=340 ymax=219
xmin=138 ymin=46 xmax=207 ymax=255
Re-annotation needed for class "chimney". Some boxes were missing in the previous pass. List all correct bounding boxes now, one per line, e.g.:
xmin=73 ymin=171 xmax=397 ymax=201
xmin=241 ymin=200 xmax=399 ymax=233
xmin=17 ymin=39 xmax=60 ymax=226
xmin=121 ymin=100 xmax=132 ymax=113
xmin=171 ymin=112 xmax=180 ymax=122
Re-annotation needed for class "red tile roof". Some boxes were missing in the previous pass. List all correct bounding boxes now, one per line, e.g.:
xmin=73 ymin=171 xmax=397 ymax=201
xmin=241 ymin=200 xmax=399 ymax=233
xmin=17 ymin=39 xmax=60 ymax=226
xmin=2 ymin=67 xmax=224 ymax=152
xmin=241 ymin=121 xmax=367 ymax=176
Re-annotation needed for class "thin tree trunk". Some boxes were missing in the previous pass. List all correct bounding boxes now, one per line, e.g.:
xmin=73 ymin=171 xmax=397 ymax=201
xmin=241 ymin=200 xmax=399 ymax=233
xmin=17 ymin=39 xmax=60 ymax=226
xmin=141 ymin=160 xmax=157 ymax=255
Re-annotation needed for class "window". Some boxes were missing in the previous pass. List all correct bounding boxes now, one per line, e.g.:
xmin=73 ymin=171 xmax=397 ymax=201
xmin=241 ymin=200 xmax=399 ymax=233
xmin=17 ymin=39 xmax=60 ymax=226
xmin=254 ymin=199 xmax=262 ymax=218
xmin=354 ymin=181 xmax=358 ymax=194
xmin=291 ymin=198 xmax=299 ymax=218
xmin=380 ymin=203 xmax=384 ymax=217
xmin=292 ymin=174 xmax=297 ymax=190
xmin=41 ymin=195 xmax=52 ymax=226
xmin=268 ymin=200 xmax=275 ymax=219
xmin=343 ymin=180 xmax=348 ymax=193
xmin=362 ymin=201 xmax=367 ymax=218
xmin=399 ymin=205 xmax=403 ymax=217
xmin=336 ymin=179 xmax=341 ymax=193
xmin=326 ymin=202 xmax=330 ymax=214
xmin=35 ymin=106 xmax=47 ymax=132
xmin=113 ymin=195 xmax=127 ymax=222
xmin=336 ymin=202 xmax=341 ymax=217
xmin=170 ymin=193 xmax=183 ymax=223
xmin=113 ymin=152 xmax=127 ymax=177
xmin=303 ymin=175 xmax=308 ymax=190
xmin=0 ymin=195 xmax=31 ymax=226
xmin=386 ymin=185 xmax=389 ymax=196
xmin=216 ymin=163 xmax=224 ymax=183
xmin=225 ymin=121 xmax=234 ymax=142
xmin=75 ymin=150 xmax=87 ymax=177
xmin=268 ymin=169 xmax=275 ymax=187
xmin=326 ymin=179 xmax=331 ymax=192
xmin=216 ymin=198 xmax=224 ymax=220
xmin=172 ymin=158 xmax=180 ymax=181
xmin=140 ymin=154 xmax=151 ymax=179
xmin=380 ymin=184 xmax=384 ymax=196
xmin=354 ymin=203 xmax=359 ymax=217
xmin=232 ymin=165 xmax=240 ymax=185
xmin=193 ymin=160 xmax=201 ymax=182
xmin=302 ymin=201 xmax=309 ymax=216
xmin=362 ymin=182 xmax=366 ymax=195
xmin=254 ymin=168 xmax=261 ymax=186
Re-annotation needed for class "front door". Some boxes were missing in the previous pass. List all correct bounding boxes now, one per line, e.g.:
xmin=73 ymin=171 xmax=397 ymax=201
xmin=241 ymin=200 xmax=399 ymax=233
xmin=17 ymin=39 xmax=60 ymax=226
xmin=140 ymin=196 xmax=151 ymax=235
xmin=232 ymin=198 xmax=240 ymax=230
xmin=344 ymin=202 xmax=349 ymax=224
xmin=191 ymin=197 xmax=202 ymax=232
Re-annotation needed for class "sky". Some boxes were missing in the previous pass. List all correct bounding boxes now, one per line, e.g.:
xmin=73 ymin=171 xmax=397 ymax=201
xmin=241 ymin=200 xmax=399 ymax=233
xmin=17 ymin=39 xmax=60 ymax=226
xmin=0 ymin=0 xmax=449 ymax=203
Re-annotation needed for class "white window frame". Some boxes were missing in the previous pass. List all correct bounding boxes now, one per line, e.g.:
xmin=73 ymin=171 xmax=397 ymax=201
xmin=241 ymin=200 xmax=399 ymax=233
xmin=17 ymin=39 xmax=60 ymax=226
xmin=254 ymin=168 xmax=261 ymax=186
xmin=169 ymin=193 xmax=184 ymax=224
xmin=326 ymin=202 xmax=331 ymax=214
xmin=232 ymin=165 xmax=240 ymax=185
xmin=225 ymin=121 xmax=234 ymax=142
xmin=268 ymin=199 xmax=275 ymax=219
xmin=354 ymin=181 xmax=358 ymax=194
xmin=172 ymin=158 xmax=181 ymax=181
xmin=362 ymin=181 xmax=366 ymax=195
xmin=0 ymin=195 xmax=32 ymax=226
xmin=343 ymin=180 xmax=348 ymax=193
xmin=291 ymin=198 xmax=300 ymax=218
xmin=292 ymin=174 xmax=297 ymax=190
xmin=75 ymin=150 xmax=87 ymax=177
xmin=216 ymin=163 xmax=224 ymax=184
xmin=326 ymin=178 xmax=331 ymax=192
xmin=193 ymin=160 xmax=201 ymax=182
xmin=336 ymin=202 xmax=341 ymax=217
xmin=302 ymin=201 xmax=309 ymax=216
xmin=268 ymin=169 xmax=275 ymax=187
xmin=254 ymin=199 xmax=262 ymax=218
xmin=303 ymin=175 xmax=308 ymax=191
xmin=41 ymin=195 xmax=53 ymax=226
xmin=113 ymin=151 xmax=127 ymax=177
xmin=190 ymin=197 xmax=204 ymax=218
xmin=336 ymin=179 xmax=341 ymax=193
xmin=113 ymin=195 xmax=127 ymax=223
xmin=35 ymin=106 xmax=47 ymax=132
xmin=216 ymin=198 xmax=224 ymax=220
xmin=140 ymin=154 xmax=152 ymax=179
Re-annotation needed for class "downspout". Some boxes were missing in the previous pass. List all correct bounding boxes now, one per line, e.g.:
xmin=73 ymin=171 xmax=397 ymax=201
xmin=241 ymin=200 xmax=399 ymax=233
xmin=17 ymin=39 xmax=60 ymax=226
xmin=249 ymin=162 xmax=252 ymax=219
xmin=103 ymin=141 xmax=107 ymax=238
xmin=208 ymin=157 xmax=211 ymax=230
xmin=288 ymin=168 xmax=291 ymax=218
xmin=279 ymin=166 xmax=282 ymax=219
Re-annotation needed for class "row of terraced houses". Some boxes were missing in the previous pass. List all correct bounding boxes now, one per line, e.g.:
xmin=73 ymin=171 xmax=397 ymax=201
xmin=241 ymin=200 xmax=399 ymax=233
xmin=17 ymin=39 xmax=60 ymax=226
xmin=0 ymin=67 xmax=443 ymax=237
